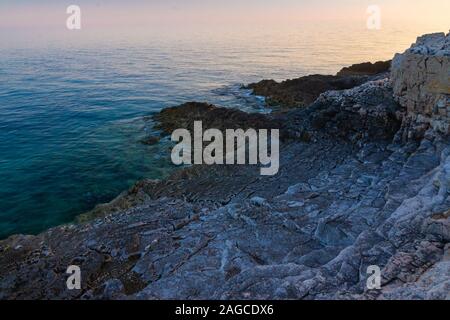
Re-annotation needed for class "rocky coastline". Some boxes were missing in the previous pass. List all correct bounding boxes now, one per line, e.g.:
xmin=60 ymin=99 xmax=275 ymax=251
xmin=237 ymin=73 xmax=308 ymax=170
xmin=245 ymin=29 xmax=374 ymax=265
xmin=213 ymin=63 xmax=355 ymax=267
xmin=0 ymin=32 xmax=449 ymax=300
xmin=244 ymin=60 xmax=391 ymax=110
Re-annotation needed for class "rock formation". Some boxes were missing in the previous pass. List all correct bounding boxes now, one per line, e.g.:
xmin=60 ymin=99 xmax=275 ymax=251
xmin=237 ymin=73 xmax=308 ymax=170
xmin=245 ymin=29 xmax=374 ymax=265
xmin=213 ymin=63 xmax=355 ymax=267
xmin=245 ymin=60 xmax=390 ymax=109
xmin=153 ymin=102 xmax=282 ymax=136
xmin=0 ymin=33 xmax=448 ymax=300
xmin=391 ymin=32 xmax=449 ymax=137
xmin=245 ymin=75 xmax=369 ymax=109
xmin=337 ymin=60 xmax=391 ymax=76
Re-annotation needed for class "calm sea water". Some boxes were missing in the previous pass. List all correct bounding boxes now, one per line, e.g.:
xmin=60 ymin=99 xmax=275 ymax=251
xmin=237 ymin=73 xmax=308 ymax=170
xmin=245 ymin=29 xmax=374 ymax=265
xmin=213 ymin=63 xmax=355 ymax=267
xmin=0 ymin=22 xmax=446 ymax=238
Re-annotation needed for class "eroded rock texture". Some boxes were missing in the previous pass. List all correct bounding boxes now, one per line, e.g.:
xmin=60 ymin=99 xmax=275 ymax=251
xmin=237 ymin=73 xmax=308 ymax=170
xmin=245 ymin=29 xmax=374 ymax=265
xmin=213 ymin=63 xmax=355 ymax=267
xmin=392 ymin=32 xmax=450 ymax=136
xmin=245 ymin=75 xmax=370 ymax=109
xmin=337 ymin=60 xmax=391 ymax=76
xmin=245 ymin=60 xmax=390 ymax=109
xmin=0 ymin=33 xmax=449 ymax=300
xmin=153 ymin=102 xmax=282 ymax=137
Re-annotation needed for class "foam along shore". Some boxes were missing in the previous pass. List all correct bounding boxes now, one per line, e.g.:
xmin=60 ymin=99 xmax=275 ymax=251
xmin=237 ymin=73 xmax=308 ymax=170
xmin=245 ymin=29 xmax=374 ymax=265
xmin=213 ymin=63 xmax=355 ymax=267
xmin=0 ymin=32 xmax=449 ymax=300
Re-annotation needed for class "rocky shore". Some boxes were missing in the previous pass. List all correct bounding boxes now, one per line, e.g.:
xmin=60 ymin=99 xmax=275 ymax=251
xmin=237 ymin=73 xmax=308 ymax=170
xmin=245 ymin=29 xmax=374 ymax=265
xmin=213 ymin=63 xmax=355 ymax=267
xmin=244 ymin=60 xmax=390 ymax=109
xmin=0 ymin=33 xmax=449 ymax=300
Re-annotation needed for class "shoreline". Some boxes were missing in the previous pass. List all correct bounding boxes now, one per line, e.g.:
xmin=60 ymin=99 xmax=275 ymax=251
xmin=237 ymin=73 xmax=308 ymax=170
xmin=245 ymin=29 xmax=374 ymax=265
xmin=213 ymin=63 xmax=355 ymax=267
xmin=74 ymin=60 xmax=392 ymax=224
xmin=0 ymin=58 xmax=394 ymax=241
xmin=1 ymin=32 xmax=448 ymax=300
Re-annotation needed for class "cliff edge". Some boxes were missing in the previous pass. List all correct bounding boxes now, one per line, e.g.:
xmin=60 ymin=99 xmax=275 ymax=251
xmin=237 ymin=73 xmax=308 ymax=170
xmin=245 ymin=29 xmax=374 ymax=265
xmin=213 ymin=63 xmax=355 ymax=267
xmin=392 ymin=32 xmax=450 ymax=137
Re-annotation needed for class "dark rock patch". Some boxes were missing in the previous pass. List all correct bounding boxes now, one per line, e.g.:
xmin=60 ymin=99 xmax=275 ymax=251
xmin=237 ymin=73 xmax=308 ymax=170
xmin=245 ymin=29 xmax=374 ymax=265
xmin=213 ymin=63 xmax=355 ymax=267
xmin=153 ymin=102 xmax=282 ymax=135
xmin=245 ymin=60 xmax=391 ymax=110
xmin=245 ymin=74 xmax=369 ymax=109
xmin=140 ymin=136 xmax=160 ymax=145
xmin=337 ymin=60 xmax=391 ymax=76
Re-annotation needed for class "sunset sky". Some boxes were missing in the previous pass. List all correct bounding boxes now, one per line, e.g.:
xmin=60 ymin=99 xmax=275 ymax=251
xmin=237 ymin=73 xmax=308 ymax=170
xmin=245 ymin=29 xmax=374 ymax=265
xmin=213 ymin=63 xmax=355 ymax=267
xmin=1 ymin=0 xmax=449 ymax=30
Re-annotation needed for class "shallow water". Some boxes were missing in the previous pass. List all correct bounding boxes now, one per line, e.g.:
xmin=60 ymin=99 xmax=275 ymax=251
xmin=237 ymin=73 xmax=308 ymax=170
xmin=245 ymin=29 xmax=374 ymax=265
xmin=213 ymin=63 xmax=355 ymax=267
xmin=0 ymin=21 xmax=446 ymax=238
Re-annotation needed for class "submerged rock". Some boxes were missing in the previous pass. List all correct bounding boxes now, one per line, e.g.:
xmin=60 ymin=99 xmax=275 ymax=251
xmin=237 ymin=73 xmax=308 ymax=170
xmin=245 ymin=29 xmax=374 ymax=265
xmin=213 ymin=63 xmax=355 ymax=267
xmin=140 ymin=136 xmax=160 ymax=145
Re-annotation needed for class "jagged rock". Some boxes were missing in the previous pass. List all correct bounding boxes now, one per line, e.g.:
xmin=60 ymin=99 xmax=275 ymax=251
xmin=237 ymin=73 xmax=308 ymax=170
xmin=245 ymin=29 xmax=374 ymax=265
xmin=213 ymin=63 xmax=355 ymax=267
xmin=245 ymin=75 xmax=370 ymax=109
xmin=245 ymin=60 xmax=390 ymax=110
xmin=282 ymin=79 xmax=403 ymax=143
xmin=337 ymin=60 xmax=391 ymax=76
xmin=391 ymin=32 xmax=450 ymax=136
xmin=153 ymin=102 xmax=281 ymax=135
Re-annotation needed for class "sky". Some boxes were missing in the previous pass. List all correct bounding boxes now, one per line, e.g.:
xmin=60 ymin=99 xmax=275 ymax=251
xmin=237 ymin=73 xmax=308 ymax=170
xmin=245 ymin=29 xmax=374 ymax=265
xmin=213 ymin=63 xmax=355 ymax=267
xmin=1 ymin=0 xmax=449 ymax=30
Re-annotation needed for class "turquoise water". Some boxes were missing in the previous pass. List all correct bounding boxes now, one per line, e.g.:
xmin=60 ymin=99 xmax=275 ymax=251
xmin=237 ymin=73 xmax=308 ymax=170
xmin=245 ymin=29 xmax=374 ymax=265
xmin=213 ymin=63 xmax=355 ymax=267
xmin=0 ymin=22 xmax=445 ymax=238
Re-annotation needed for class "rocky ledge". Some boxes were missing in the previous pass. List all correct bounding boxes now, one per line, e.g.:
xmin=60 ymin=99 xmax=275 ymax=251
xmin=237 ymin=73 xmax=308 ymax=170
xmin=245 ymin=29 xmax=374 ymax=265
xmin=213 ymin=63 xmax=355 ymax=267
xmin=245 ymin=61 xmax=390 ymax=109
xmin=391 ymin=32 xmax=450 ymax=137
xmin=0 ymin=33 xmax=449 ymax=300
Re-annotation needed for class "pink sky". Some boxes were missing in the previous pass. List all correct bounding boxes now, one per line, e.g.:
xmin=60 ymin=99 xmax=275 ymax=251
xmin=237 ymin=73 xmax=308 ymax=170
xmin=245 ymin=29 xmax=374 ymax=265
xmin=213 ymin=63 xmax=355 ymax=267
xmin=1 ymin=1 xmax=449 ymax=30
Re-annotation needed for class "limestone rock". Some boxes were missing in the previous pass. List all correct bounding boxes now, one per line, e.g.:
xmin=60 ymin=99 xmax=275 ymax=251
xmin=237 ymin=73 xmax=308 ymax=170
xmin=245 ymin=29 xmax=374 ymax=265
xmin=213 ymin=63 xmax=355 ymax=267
xmin=391 ymin=32 xmax=450 ymax=136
